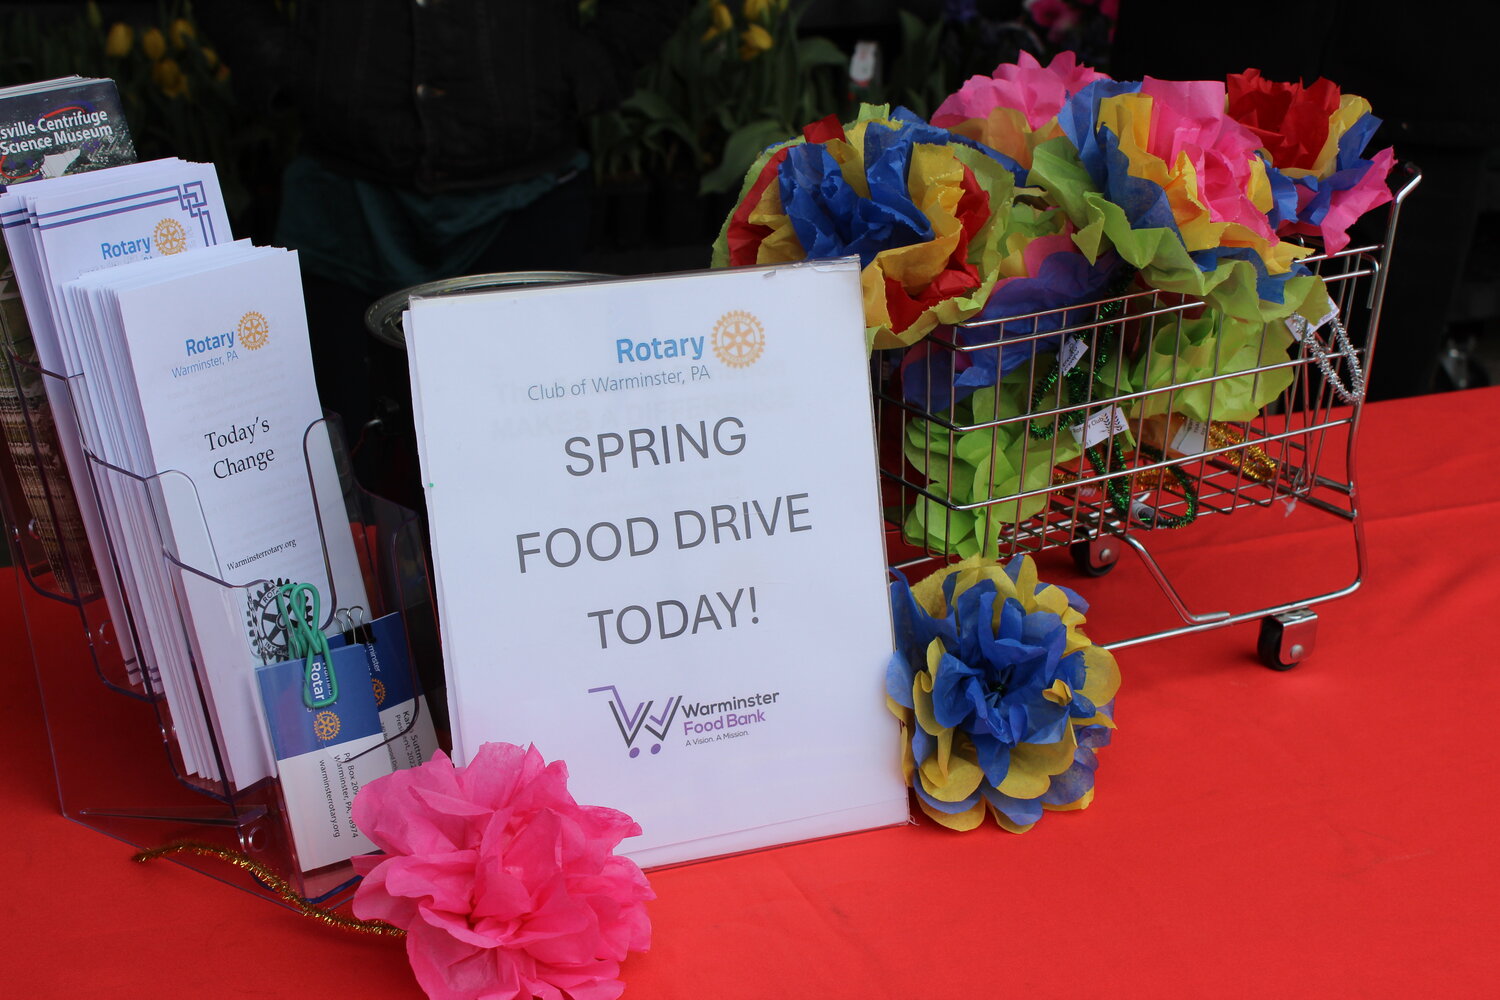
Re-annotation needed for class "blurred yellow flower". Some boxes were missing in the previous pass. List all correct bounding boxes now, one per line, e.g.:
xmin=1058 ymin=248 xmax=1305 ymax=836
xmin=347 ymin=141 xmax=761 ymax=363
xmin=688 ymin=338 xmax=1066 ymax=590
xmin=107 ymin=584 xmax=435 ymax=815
xmin=169 ymin=18 xmax=196 ymax=50
xmin=142 ymin=26 xmax=166 ymax=60
xmin=152 ymin=57 xmax=188 ymax=98
xmin=742 ymin=0 xmax=786 ymax=19
xmin=739 ymin=22 xmax=773 ymax=60
xmin=702 ymin=1 xmax=732 ymax=41
xmin=201 ymin=46 xmax=220 ymax=70
xmin=104 ymin=22 xmax=133 ymax=58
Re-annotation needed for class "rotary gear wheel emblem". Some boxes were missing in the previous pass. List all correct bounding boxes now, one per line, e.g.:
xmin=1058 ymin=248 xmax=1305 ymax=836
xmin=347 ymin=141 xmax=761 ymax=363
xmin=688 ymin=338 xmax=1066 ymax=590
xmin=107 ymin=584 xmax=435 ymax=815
xmin=245 ymin=577 xmax=295 ymax=661
xmin=711 ymin=310 xmax=766 ymax=368
xmin=372 ymin=678 xmax=387 ymax=708
xmin=238 ymin=310 xmax=270 ymax=350
xmin=313 ymin=711 xmax=341 ymax=742
xmin=153 ymin=217 xmax=188 ymax=255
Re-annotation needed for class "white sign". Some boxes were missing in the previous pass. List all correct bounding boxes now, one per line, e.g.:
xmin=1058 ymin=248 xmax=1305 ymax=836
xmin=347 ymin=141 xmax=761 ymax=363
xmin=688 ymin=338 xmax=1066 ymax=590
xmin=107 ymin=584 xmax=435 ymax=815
xmin=406 ymin=260 xmax=909 ymax=867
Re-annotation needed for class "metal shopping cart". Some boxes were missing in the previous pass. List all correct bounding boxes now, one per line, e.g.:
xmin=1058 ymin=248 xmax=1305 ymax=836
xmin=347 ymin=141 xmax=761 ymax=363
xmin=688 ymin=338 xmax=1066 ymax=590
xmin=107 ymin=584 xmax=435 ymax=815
xmin=875 ymin=166 xmax=1422 ymax=670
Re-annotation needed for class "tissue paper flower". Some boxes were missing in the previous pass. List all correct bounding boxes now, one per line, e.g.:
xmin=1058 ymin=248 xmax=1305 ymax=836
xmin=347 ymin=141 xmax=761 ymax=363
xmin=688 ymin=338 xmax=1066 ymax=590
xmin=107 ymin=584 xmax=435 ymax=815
xmin=932 ymin=51 xmax=1109 ymax=170
xmin=1126 ymin=306 xmax=1297 ymax=423
xmin=901 ymin=54 xmax=1124 ymax=410
xmin=899 ymin=221 xmax=1125 ymax=410
xmin=1030 ymin=76 xmax=1331 ymax=326
xmin=901 ymin=353 xmax=1132 ymax=558
xmin=711 ymin=104 xmax=1026 ymax=350
xmin=1226 ymin=68 xmax=1394 ymax=254
xmin=351 ymin=743 xmax=653 ymax=1000
xmin=886 ymin=555 xmax=1119 ymax=832
xmin=902 ymin=411 xmax=1077 ymax=558
xmin=1224 ymin=69 xmax=1341 ymax=172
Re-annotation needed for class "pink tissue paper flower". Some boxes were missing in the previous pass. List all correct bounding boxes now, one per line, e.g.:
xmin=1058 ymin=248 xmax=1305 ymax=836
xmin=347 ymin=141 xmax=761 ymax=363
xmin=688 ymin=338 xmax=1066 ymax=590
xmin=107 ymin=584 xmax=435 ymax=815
xmin=1135 ymin=77 xmax=1279 ymax=243
xmin=351 ymin=743 xmax=653 ymax=1000
xmin=933 ymin=50 xmax=1108 ymax=133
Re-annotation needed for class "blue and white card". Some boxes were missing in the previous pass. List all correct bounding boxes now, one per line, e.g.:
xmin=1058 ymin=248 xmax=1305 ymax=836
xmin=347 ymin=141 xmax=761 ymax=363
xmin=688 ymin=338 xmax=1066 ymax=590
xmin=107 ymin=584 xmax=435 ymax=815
xmin=328 ymin=611 xmax=437 ymax=772
xmin=256 ymin=645 xmax=392 ymax=872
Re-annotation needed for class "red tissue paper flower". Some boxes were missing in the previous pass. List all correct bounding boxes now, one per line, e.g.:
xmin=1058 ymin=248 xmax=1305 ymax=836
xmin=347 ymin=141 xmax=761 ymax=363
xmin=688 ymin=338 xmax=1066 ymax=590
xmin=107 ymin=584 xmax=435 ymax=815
xmin=1225 ymin=68 xmax=1341 ymax=171
xmin=351 ymin=743 xmax=653 ymax=1000
xmin=1225 ymin=68 xmax=1395 ymax=254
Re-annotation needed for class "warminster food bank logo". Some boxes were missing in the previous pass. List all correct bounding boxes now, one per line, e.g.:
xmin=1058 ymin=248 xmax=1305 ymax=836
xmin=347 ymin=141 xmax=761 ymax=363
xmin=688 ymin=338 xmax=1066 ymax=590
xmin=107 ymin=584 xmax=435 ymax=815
xmin=589 ymin=685 xmax=781 ymax=756
xmin=153 ymin=217 xmax=187 ymax=255
xmin=711 ymin=310 xmax=765 ymax=368
xmin=589 ymin=686 xmax=682 ymax=758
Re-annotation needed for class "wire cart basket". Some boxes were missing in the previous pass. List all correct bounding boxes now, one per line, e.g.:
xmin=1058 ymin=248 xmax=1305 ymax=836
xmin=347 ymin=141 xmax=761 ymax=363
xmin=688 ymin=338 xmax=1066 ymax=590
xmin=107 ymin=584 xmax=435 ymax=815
xmin=875 ymin=166 xmax=1422 ymax=670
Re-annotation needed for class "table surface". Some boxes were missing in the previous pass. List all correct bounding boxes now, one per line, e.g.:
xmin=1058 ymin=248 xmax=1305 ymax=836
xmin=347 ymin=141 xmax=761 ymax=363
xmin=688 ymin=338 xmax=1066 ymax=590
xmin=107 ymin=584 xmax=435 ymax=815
xmin=5 ymin=386 xmax=1498 ymax=999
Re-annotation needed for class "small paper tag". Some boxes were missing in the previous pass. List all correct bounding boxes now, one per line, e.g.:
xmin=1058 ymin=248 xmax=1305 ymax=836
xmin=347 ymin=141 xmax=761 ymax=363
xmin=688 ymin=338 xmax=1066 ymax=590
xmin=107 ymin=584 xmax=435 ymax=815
xmin=1169 ymin=417 xmax=1210 ymax=456
xmin=1286 ymin=302 xmax=1339 ymax=342
xmin=257 ymin=645 xmax=393 ymax=872
xmin=1056 ymin=336 xmax=1088 ymax=376
xmin=330 ymin=612 xmax=438 ymax=773
xmin=849 ymin=41 xmax=879 ymax=87
xmin=1069 ymin=405 xmax=1129 ymax=448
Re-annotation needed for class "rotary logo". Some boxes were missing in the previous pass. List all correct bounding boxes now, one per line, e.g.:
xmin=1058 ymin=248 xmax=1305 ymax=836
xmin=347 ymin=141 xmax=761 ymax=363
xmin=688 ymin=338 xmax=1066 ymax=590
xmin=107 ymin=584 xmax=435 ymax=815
xmin=313 ymin=710 xmax=341 ymax=742
xmin=711 ymin=310 xmax=765 ymax=368
xmin=372 ymin=677 xmax=387 ymax=708
xmin=238 ymin=310 xmax=270 ymax=350
xmin=244 ymin=577 xmax=296 ymax=661
xmin=153 ymin=217 xmax=187 ymax=255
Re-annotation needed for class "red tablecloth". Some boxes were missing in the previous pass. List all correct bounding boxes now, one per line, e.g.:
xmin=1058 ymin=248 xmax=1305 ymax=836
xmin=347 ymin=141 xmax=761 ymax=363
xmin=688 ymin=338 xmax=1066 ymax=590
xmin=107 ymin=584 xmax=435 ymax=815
xmin=5 ymin=387 xmax=1498 ymax=998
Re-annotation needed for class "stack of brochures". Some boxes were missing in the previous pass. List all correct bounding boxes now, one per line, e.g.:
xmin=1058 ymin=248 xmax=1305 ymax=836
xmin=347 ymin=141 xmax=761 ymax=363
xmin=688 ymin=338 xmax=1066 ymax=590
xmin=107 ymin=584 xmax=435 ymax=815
xmin=2 ymin=158 xmax=230 ymax=698
xmin=4 ymin=159 xmax=368 ymax=788
xmin=0 ymin=76 xmax=136 ymax=608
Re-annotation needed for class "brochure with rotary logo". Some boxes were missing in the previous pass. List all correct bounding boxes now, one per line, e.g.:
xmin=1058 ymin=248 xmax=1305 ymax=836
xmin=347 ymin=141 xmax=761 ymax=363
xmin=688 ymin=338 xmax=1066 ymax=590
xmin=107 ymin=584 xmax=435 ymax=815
xmin=404 ymin=259 xmax=909 ymax=867
xmin=1 ymin=158 xmax=228 ymax=698
xmin=60 ymin=243 xmax=370 ymax=789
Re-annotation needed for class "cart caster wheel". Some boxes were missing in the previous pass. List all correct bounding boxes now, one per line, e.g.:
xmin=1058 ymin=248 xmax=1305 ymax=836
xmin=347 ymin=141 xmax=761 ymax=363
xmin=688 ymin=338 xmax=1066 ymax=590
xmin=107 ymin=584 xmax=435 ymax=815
xmin=1257 ymin=608 xmax=1318 ymax=671
xmin=1070 ymin=537 xmax=1120 ymax=577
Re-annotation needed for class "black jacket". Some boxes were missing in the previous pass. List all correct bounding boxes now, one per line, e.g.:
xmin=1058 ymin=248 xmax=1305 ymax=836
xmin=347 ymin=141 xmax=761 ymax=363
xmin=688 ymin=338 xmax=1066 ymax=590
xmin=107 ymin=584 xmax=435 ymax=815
xmin=202 ymin=0 xmax=689 ymax=193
